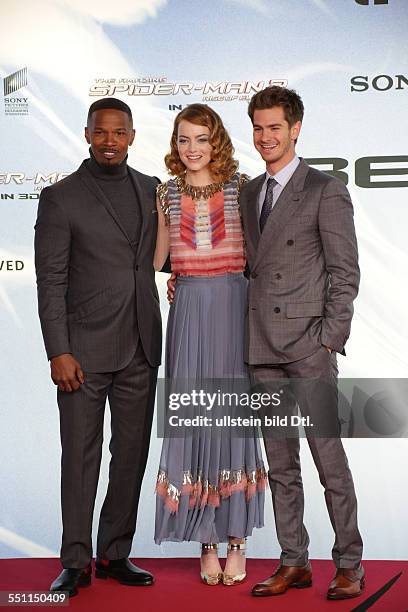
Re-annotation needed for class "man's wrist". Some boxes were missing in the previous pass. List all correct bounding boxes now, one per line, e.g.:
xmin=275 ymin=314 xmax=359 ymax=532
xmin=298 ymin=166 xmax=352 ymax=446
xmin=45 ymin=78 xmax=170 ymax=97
xmin=50 ymin=352 xmax=72 ymax=361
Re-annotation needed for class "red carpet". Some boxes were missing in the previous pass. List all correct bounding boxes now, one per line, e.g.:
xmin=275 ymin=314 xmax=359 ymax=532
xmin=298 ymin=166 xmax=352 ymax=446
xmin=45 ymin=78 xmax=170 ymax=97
xmin=1 ymin=558 xmax=407 ymax=611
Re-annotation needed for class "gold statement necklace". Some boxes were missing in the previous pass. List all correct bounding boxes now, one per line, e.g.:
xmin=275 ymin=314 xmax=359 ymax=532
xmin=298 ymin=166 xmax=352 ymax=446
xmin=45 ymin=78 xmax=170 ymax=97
xmin=175 ymin=175 xmax=224 ymax=200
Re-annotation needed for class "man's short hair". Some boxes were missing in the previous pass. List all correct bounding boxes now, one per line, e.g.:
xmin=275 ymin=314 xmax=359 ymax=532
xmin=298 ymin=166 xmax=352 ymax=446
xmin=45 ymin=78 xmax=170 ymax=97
xmin=248 ymin=86 xmax=304 ymax=126
xmin=87 ymin=98 xmax=133 ymax=124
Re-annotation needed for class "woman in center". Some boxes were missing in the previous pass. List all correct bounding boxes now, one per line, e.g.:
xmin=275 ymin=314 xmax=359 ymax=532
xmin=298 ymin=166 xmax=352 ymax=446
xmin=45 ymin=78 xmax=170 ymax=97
xmin=154 ymin=104 xmax=266 ymax=586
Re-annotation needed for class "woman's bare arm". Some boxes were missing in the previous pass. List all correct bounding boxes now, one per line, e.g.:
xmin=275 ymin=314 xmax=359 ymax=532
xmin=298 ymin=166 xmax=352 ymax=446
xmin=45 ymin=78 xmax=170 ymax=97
xmin=153 ymin=196 xmax=170 ymax=271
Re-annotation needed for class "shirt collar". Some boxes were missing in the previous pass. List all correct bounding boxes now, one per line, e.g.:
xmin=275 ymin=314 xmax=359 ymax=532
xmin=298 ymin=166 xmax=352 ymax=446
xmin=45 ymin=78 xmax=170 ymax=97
xmin=265 ymin=155 xmax=300 ymax=188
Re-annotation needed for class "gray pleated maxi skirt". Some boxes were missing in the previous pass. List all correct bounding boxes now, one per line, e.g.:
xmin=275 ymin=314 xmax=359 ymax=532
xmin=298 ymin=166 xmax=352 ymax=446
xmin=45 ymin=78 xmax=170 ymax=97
xmin=155 ymin=273 xmax=266 ymax=544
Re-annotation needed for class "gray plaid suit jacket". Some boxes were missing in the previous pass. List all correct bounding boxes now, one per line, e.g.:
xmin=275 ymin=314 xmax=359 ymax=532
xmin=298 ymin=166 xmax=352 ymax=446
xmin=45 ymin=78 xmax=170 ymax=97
xmin=34 ymin=161 xmax=162 ymax=372
xmin=240 ymin=158 xmax=359 ymax=365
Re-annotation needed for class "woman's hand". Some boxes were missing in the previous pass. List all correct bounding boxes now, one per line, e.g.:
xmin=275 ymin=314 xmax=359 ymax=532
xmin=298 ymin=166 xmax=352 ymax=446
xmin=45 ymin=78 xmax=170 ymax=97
xmin=167 ymin=273 xmax=177 ymax=304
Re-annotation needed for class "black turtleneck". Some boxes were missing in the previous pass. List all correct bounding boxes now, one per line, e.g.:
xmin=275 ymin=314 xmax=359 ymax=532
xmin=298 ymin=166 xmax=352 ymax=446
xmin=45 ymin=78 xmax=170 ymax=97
xmin=86 ymin=150 xmax=141 ymax=248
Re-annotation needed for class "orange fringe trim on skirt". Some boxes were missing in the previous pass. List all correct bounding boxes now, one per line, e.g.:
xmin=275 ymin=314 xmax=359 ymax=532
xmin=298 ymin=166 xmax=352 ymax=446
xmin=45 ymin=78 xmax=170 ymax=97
xmin=156 ymin=467 xmax=268 ymax=514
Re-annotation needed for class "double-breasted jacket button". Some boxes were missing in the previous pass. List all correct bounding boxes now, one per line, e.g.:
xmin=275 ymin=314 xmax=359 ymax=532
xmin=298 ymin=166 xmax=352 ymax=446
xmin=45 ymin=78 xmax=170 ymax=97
xmin=287 ymin=239 xmax=294 ymax=246
xmin=274 ymin=306 xmax=280 ymax=314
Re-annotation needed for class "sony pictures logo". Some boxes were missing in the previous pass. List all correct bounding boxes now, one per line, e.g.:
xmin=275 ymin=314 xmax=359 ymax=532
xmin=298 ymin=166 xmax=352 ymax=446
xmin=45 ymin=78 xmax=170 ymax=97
xmin=351 ymin=73 xmax=407 ymax=92
xmin=3 ymin=67 xmax=28 ymax=116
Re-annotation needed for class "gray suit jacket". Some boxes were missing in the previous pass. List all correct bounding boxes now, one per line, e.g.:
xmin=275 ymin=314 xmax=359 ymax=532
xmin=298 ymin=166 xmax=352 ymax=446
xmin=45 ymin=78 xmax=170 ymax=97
xmin=34 ymin=161 xmax=162 ymax=372
xmin=240 ymin=158 xmax=359 ymax=365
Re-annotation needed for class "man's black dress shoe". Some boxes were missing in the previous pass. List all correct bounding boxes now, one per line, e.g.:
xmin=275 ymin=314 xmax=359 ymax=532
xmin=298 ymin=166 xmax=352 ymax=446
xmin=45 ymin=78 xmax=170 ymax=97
xmin=95 ymin=558 xmax=154 ymax=586
xmin=50 ymin=566 xmax=92 ymax=597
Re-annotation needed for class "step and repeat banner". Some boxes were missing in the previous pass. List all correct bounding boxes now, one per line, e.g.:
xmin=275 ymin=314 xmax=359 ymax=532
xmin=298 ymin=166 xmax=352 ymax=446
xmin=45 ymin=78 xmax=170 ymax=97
xmin=1 ymin=0 xmax=407 ymax=560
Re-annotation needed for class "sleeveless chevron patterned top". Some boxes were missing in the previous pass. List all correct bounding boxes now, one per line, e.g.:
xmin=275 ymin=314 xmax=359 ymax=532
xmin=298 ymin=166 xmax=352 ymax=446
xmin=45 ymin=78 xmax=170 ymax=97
xmin=157 ymin=173 xmax=248 ymax=277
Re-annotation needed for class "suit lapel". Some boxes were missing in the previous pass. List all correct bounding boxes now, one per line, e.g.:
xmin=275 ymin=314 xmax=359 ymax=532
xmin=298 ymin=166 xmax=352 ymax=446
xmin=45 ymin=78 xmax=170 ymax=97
xmin=128 ymin=168 xmax=151 ymax=259
xmin=252 ymin=159 xmax=310 ymax=271
xmin=242 ymin=173 xmax=264 ymax=255
xmin=78 ymin=162 xmax=133 ymax=246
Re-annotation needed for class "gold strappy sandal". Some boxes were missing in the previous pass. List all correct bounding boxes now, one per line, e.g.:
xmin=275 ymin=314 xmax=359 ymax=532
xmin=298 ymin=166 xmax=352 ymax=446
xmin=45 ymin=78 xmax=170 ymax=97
xmin=200 ymin=543 xmax=223 ymax=586
xmin=223 ymin=540 xmax=246 ymax=586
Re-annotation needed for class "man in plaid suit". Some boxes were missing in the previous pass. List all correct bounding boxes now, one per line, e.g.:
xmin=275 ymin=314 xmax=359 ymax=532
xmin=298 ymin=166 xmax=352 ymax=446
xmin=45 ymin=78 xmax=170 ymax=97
xmin=240 ymin=86 xmax=364 ymax=601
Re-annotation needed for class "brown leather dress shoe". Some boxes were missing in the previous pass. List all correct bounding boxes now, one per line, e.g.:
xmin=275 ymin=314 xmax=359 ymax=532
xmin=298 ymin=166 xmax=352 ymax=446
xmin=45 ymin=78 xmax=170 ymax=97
xmin=327 ymin=565 xmax=365 ymax=600
xmin=252 ymin=562 xmax=312 ymax=596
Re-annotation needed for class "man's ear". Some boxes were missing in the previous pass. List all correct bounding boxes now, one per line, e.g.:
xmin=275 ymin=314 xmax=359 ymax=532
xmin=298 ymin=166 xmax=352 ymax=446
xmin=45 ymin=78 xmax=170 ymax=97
xmin=129 ymin=128 xmax=136 ymax=146
xmin=291 ymin=121 xmax=302 ymax=142
xmin=84 ymin=126 xmax=90 ymax=144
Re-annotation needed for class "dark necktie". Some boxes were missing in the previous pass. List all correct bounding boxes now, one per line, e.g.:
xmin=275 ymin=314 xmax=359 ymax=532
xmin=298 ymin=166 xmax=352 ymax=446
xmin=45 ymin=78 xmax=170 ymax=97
xmin=259 ymin=177 xmax=277 ymax=233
